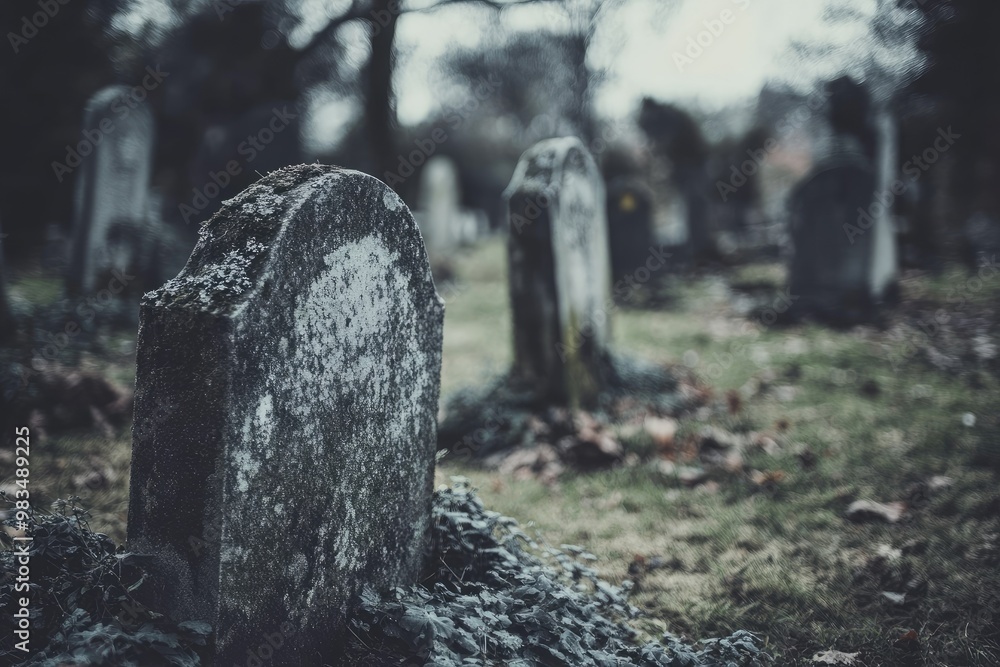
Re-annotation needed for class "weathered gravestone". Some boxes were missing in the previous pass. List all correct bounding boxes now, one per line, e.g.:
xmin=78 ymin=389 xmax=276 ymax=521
xmin=788 ymin=77 xmax=897 ymax=321
xmin=505 ymin=137 xmax=613 ymax=408
xmin=788 ymin=142 xmax=882 ymax=320
xmin=417 ymin=155 xmax=461 ymax=259
xmin=606 ymin=177 xmax=656 ymax=283
xmin=127 ymin=164 xmax=444 ymax=665
xmin=68 ymin=86 xmax=155 ymax=296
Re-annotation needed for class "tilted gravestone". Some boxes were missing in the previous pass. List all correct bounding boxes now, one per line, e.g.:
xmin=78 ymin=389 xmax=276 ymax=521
xmin=788 ymin=137 xmax=884 ymax=320
xmin=68 ymin=86 xmax=154 ymax=296
xmin=606 ymin=177 xmax=656 ymax=283
xmin=505 ymin=137 xmax=613 ymax=408
xmin=127 ymin=164 xmax=444 ymax=664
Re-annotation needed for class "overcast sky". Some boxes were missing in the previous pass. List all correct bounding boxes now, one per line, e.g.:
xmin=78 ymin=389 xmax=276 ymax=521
xmin=395 ymin=0 xmax=922 ymax=126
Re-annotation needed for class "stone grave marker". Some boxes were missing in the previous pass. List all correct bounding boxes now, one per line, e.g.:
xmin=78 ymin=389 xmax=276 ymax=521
xmin=417 ymin=155 xmax=461 ymax=259
xmin=504 ymin=137 xmax=612 ymax=408
xmin=606 ymin=177 xmax=656 ymax=283
xmin=68 ymin=86 xmax=154 ymax=295
xmin=127 ymin=164 xmax=444 ymax=665
xmin=787 ymin=140 xmax=882 ymax=320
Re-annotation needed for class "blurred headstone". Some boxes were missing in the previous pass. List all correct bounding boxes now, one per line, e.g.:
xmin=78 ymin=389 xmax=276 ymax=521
xmin=788 ymin=78 xmax=897 ymax=321
xmin=67 ymin=86 xmax=155 ymax=295
xmin=41 ymin=223 xmax=69 ymax=274
xmin=505 ymin=137 xmax=612 ymax=408
xmin=127 ymin=164 xmax=444 ymax=664
xmin=417 ymin=155 xmax=462 ymax=259
xmin=788 ymin=144 xmax=880 ymax=320
xmin=963 ymin=212 xmax=1000 ymax=267
xmin=606 ymin=177 xmax=657 ymax=282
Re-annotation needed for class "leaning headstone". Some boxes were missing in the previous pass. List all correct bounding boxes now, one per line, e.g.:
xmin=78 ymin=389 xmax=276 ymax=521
xmin=68 ymin=86 xmax=154 ymax=296
xmin=505 ymin=137 xmax=612 ymax=408
xmin=417 ymin=155 xmax=462 ymax=258
xmin=788 ymin=143 xmax=881 ymax=320
xmin=127 ymin=164 xmax=444 ymax=664
xmin=606 ymin=177 xmax=656 ymax=283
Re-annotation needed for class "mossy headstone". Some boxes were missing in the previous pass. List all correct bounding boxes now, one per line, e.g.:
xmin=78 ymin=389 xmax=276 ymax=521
xmin=67 ymin=86 xmax=155 ymax=296
xmin=126 ymin=164 xmax=444 ymax=665
xmin=505 ymin=137 xmax=613 ymax=408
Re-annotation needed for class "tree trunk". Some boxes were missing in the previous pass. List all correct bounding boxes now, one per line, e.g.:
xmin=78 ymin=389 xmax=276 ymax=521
xmin=368 ymin=0 xmax=399 ymax=187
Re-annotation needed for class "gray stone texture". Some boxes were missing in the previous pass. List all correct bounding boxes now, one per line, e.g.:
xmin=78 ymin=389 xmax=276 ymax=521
xmin=505 ymin=137 xmax=612 ymax=408
xmin=127 ymin=164 xmax=444 ymax=665
xmin=68 ymin=86 xmax=155 ymax=295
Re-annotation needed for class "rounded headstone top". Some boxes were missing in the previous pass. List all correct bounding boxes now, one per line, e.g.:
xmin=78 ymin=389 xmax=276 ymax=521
xmin=145 ymin=164 xmax=423 ymax=315
xmin=504 ymin=136 xmax=593 ymax=198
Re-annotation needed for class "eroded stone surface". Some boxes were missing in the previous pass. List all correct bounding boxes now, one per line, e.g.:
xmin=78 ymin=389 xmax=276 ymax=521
xmin=127 ymin=164 xmax=444 ymax=665
xmin=68 ymin=86 xmax=155 ymax=295
xmin=505 ymin=137 xmax=612 ymax=408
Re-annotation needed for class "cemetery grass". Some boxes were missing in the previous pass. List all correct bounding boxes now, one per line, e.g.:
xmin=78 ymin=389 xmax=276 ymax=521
xmin=437 ymin=241 xmax=1000 ymax=666
xmin=7 ymin=240 xmax=1000 ymax=666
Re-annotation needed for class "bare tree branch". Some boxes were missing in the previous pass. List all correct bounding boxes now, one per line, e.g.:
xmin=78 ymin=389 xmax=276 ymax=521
xmin=300 ymin=0 xmax=566 ymax=56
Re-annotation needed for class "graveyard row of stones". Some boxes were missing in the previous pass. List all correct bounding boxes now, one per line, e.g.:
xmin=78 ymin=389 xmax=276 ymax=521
xmin=24 ymin=97 xmax=961 ymax=661
xmin=1 ymin=76 xmax=974 ymax=354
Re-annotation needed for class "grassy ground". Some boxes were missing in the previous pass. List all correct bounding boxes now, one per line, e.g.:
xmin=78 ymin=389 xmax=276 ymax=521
xmin=434 ymin=240 xmax=1000 ymax=666
xmin=5 ymin=239 xmax=1000 ymax=665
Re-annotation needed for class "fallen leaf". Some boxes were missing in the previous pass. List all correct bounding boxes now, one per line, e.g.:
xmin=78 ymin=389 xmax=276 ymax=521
xmin=881 ymin=591 xmax=907 ymax=605
xmin=754 ymin=435 xmax=781 ymax=455
xmin=928 ymin=475 xmax=954 ymax=492
xmin=644 ymin=417 xmax=678 ymax=449
xmin=845 ymin=500 xmax=906 ymax=524
xmin=750 ymin=470 xmax=786 ymax=487
xmin=726 ymin=389 xmax=742 ymax=414
xmin=811 ymin=650 xmax=859 ymax=665
xmin=677 ymin=466 xmax=707 ymax=487
xmin=894 ymin=629 xmax=919 ymax=650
